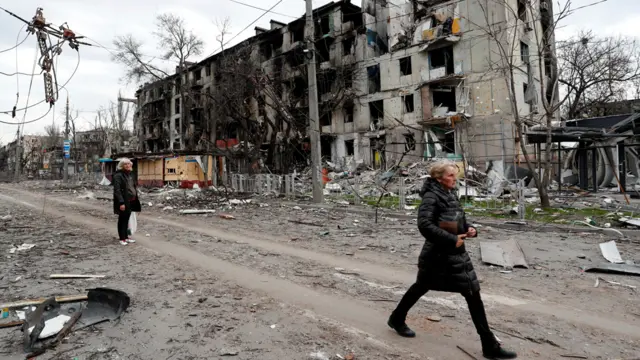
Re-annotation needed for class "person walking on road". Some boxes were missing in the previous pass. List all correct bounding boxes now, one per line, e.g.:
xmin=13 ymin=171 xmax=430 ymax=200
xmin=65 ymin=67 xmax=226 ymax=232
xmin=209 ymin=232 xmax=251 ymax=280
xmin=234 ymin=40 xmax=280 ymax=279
xmin=112 ymin=158 xmax=141 ymax=246
xmin=387 ymin=161 xmax=517 ymax=359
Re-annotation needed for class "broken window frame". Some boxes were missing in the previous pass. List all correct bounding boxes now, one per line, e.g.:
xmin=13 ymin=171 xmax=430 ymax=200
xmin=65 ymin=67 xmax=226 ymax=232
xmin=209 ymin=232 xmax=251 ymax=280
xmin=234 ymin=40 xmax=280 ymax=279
xmin=344 ymin=104 xmax=354 ymax=123
xmin=404 ymin=133 xmax=416 ymax=152
xmin=399 ymin=56 xmax=412 ymax=76
xmin=343 ymin=37 xmax=355 ymax=56
xmin=403 ymin=94 xmax=415 ymax=113
xmin=518 ymin=0 xmax=527 ymax=22
xmin=345 ymin=139 xmax=355 ymax=156
xmin=174 ymin=98 xmax=181 ymax=114
xmin=520 ymin=41 xmax=530 ymax=64
xmin=367 ymin=64 xmax=381 ymax=94
xmin=320 ymin=111 xmax=332 ymax=127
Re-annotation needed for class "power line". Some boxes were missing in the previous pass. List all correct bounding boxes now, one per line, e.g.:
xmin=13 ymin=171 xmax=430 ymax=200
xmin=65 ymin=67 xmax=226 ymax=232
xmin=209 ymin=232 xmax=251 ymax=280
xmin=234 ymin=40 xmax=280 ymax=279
xmin=205 ymin=0 xmax=283 ymax=58
xmin=227 ymin=0 xmax=297 ymax=19
xmin=0 ymin=50 xmax=81 ymax=119
xmin=0 ymin=26 xmax=28 ymax=54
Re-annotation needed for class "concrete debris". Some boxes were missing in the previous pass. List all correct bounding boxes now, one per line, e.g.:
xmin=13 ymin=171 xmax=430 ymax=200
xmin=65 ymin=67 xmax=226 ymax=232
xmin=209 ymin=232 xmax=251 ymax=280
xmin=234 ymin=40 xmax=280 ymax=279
xmin=1 ymin=215 xmax=13 ymax=221
xmin=599 ymin=241 xmax=624 ymax=264
xmin=480 ymin=239 xmax=529 ymax=269
xmin=8 ymin=243 xmax=35 ymax=254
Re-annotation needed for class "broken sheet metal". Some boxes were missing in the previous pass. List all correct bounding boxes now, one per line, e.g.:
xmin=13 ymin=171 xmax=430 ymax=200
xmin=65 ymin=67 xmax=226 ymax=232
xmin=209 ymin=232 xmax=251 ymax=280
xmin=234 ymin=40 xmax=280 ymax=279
xmin=584 ymin=264 xmax=640 ymax=277
xmin=19 ymin=288 xmax=130 ymax=354
xmin=599 ymin=241 xmax=624 ymax=264
xmin=75 ymin=288 xmax=130 ymax=330
xmin=480 ymin=239 xmax=529 ymax=269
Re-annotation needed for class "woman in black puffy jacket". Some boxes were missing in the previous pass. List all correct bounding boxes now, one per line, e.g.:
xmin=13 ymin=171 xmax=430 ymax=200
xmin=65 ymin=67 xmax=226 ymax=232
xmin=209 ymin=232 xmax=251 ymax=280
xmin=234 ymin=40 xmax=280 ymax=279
xmin=387 ymin=161 xmax=517 ymax=359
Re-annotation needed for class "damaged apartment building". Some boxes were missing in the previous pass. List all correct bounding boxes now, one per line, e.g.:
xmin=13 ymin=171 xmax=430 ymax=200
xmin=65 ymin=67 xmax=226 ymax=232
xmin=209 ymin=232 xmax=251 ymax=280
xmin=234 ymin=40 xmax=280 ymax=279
xmin=134 ymin=0 xmax=558 ymax=173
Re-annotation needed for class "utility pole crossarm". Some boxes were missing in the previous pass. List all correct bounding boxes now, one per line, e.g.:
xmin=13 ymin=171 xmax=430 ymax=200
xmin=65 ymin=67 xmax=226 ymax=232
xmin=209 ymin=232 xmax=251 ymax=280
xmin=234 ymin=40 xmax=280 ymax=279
xmin=305 ymin=0 xmax=323 ymax=204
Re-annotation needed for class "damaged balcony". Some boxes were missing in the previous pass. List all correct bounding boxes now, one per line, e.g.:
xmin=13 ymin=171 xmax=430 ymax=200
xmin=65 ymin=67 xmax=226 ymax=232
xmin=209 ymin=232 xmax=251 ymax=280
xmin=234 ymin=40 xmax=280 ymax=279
xmin=418 ymin=82 xmax=469 ymax=126
xmin=421 ymin=46 xmax=464 ymax=85
xmin=415 ymin=12 xmax=462 ymax=51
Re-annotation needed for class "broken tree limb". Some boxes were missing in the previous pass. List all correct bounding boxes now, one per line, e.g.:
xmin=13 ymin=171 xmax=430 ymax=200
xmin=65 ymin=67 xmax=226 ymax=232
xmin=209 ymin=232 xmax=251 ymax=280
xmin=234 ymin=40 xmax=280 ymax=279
xmin=49 ymin=274 xmax=106 ymax=279
xmin=0 ymin=295 xmax=88 ymax=309
xmin=288 ymin=219 xmax=323 ymax=227
xmin=0 ymin=320 xmax=24 ymax=329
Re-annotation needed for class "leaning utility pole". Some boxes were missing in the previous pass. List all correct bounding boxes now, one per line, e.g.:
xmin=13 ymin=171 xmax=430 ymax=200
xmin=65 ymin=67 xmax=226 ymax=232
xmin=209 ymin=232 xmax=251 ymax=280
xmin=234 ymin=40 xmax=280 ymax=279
xmin=305 ymin=0 xmax=323 ymax=203
xmin=63 ymin=96 xmax=70 ymax=182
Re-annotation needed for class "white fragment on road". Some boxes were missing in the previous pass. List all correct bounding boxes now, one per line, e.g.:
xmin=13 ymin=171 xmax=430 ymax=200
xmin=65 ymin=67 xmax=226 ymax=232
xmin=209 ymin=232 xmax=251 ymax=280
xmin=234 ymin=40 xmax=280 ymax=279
xmin=28 ymin=314 xmax=70 ymax=339
xmin=599 ymin=240 xmax=624 ymax=264
xmin=292 ymin=206 xmax=302 ymax=210
xmin=186 ymin=290 xmax=194 ymax=295
xmin=179 ymin=209 xmax=216 ymax=214
xmin=8 ymin=243 xmax=35 ymax=254
xmin=309 ymin=351 xmax=330 ymax=360
xmin=270 ymin=324 xmax=276 ymax=329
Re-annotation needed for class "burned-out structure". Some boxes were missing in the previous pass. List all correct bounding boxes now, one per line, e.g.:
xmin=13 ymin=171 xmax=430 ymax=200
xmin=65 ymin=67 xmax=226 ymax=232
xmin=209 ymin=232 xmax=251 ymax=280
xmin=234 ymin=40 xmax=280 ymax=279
xmin=134 ymin=0 xmax=558 ymax=174
xmin=348 ymin=0 xmax=558 ymax=169
xmin=134 ymin=1 xmax=363 ymax=174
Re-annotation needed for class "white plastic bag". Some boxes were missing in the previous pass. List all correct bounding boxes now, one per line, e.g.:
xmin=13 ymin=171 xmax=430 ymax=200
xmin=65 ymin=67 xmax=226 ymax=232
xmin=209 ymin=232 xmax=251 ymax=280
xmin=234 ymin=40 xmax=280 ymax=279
xmin=128 ymin=212 xmax=137 ymax=236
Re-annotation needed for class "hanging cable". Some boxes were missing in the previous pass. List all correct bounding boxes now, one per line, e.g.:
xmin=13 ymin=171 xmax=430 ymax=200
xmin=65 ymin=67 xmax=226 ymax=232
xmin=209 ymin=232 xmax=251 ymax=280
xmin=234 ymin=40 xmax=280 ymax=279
xmin=15 ymin=45 xmax=40 ymax=132
xmin=0 ymin=25 xmax=27 ymax=54
xmin=0 ymin=50 xmax=80 ymax=116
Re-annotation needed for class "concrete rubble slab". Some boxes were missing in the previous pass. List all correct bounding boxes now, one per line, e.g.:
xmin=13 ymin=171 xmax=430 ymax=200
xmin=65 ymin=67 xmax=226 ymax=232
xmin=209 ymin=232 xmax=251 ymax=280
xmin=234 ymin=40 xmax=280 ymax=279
xmin=480 ymin=239 xmax=529 ymax=269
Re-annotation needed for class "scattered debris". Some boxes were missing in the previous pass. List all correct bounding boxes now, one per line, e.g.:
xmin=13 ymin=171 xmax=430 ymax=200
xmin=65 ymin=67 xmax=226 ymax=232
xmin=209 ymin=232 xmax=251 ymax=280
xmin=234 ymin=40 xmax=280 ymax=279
xmin=427 ymin=315 xmax=442 ymax=322
xmin=179 ymin=209 xmax=216 ymax=215
xmin=309 ymin=351 xmax=330 ymax=360
xmin=618 ymin=217 xmax=640 ymax=228
xmin=599 ymin=241 xmax=624 ymax=264
xmin=8 ymin=243 xmax=35 ymax=254
xmin=1 ymin=215 xmax=13 ymax=221
xmin=49 ymin=274 xmax=107 ymax=279
xmin=480 ymin=239 xmax=528 ymax=269
xmin=0 ymin=295 xmax=88 ymax=310
xmin=560 ymin=355 xmax=588 ymax=359
xmin=597 ymin=277 xmax=637 ymax=289
xmin=288 ymin=219 xmax=323 ymax=227
xmin=219 ymin=348 xmax=239 ymax=356
xmin=584 ymin=263 xmax=640 ymax=276
xmin=21 ymin=288 xmax=130 ymax=356
xmin=219 ymin=214 xmax=236 ymax=220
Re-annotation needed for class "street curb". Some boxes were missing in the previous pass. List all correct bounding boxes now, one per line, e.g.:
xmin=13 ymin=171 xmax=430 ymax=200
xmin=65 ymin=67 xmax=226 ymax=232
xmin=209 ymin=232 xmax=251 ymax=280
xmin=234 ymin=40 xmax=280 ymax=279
xmin=284 ymin=202 xmax=640 ymax=238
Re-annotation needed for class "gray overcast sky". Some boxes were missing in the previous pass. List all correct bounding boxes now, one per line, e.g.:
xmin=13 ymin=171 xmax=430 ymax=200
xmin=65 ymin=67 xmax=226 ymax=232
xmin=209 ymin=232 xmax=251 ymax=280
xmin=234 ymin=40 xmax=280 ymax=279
xmin=0 ymin=0 xmax=635 ymax=144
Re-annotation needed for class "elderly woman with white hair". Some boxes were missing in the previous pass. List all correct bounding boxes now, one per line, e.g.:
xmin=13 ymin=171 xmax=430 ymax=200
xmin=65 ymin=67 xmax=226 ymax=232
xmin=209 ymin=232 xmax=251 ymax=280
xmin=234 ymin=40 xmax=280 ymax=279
xmin=112 ymin=158 xmax=141 ymax=245
xmin=387 ymin=161 xmax=517 ymax=359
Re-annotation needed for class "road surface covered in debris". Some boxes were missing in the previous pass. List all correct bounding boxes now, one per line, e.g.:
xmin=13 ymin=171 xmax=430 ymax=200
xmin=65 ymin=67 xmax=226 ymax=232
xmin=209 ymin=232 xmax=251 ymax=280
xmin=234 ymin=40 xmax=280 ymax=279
xmin=1 ymin=188 xmax=416 ymax=360
xmin=2 ymin=182 xmax=640 ymax=359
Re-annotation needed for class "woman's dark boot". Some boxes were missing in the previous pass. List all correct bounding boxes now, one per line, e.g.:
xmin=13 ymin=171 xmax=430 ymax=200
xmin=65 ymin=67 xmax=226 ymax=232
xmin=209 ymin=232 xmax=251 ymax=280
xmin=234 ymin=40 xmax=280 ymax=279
xmin=387 ymin=313 xmax=416 ymax=337
xmin=481 ymin=338 xmax=517 ymax=359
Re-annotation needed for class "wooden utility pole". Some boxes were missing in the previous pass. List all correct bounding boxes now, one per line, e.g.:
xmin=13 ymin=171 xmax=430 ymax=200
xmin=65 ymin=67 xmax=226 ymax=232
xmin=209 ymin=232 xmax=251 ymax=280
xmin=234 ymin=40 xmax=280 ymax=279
xmin=305 ymin=0 xmax=323 ymax=203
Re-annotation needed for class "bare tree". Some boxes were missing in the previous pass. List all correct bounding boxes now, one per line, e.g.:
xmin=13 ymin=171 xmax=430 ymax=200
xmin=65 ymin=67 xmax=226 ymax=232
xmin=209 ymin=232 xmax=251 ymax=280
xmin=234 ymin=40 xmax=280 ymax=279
xmin=107 ymin=93 xmax=132 ymax=154
xmin=558 ymin=31 xmax=640 ymax=119
xmin=113 ymin=13 xmax=204 ymax=150
xmin=471 ymin=0 xmax=574 ymax=208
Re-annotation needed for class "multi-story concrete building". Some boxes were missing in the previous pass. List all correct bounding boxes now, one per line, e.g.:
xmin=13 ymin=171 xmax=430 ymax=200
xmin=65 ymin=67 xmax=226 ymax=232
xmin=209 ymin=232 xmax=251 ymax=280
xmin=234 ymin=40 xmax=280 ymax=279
xmin=133 ymin=0 xmax=558 ymax=172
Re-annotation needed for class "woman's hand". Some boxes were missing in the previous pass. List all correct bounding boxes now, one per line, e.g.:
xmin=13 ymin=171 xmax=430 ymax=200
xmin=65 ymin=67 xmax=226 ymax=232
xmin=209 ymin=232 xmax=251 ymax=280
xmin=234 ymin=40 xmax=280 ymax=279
xmin=467 ymin=227 xmax=477 ymax=237
xmin=119 ymin=204 xmax=125 ymax=211
xmin=456 ymin=234 xmax=467 ymax=248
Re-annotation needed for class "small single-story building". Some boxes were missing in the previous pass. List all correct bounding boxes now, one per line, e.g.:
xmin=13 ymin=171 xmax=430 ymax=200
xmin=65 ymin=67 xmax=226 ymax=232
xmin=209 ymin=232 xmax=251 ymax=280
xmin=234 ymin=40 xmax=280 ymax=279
xmin=103 ymin=151 xmax=216 ymax=188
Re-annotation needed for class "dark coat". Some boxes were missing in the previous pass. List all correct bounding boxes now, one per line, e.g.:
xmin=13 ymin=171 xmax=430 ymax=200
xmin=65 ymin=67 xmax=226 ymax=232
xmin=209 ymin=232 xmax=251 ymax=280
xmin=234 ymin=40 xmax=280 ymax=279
xmin=416 ymin=178 xmax=480 ymax=294
xmin=112 ymin=170 xmax=141 ymax=214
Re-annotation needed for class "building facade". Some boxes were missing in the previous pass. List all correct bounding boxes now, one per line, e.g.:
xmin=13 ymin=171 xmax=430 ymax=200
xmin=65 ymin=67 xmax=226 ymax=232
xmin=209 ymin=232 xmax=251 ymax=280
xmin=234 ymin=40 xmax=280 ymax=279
xmin=133 ymin=0 xmax=558 ymax=172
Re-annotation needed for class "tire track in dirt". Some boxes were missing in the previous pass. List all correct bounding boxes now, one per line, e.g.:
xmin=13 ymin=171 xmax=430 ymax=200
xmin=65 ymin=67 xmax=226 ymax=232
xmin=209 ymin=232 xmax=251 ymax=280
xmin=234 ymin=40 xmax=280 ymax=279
xmin=3 ymin=186 xmax=640 ymax=341
xmin=0 ymin=188 xmax=484 ymax=359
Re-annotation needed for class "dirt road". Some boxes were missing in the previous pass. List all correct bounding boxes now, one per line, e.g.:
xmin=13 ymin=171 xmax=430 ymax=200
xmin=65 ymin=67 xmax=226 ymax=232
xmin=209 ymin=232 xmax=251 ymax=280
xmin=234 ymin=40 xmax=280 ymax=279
xmin=2 ymin=184 xmax=640 ymax=359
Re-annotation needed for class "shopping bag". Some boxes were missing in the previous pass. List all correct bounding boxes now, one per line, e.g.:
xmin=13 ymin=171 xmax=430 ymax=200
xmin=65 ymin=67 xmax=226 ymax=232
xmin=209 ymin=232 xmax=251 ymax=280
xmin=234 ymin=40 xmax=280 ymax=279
xmin=128 ymin=212 xmax=137 ymax=236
